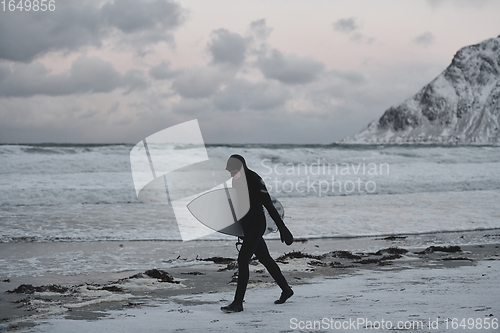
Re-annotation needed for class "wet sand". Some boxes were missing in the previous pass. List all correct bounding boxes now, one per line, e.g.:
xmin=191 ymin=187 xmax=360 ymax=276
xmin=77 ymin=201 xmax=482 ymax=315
xmin=1 ymin=230 xmax=499 ymax=332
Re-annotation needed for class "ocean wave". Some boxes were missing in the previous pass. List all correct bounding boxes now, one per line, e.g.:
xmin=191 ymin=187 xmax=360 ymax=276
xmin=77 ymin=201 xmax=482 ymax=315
xmin=0 ymin=144 xmax=499 ymax=205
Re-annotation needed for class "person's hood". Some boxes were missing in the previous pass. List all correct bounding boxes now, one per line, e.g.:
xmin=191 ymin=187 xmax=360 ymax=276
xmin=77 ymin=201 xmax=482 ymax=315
xmin=226 ymin=154 xmax=248 ymax=171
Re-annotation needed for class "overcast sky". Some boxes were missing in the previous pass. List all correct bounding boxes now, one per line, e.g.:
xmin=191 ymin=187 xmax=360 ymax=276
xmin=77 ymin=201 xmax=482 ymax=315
xmin=1 ymin=0 xmax=499 ymax=144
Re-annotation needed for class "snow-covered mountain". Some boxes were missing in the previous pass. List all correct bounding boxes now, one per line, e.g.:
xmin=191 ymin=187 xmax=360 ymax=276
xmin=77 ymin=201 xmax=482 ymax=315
xmin=343 ymin=35 xmax=500 ymax=144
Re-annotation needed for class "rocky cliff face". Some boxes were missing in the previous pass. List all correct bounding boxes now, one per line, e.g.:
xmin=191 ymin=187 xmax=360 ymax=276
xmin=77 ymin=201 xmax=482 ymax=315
xmin=343 ymin=35 xmax=500 ymax=144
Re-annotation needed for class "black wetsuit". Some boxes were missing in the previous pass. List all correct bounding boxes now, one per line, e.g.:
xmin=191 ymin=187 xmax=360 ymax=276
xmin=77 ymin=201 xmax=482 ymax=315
xmin=229 ymin=158 xmax=290 ymax=305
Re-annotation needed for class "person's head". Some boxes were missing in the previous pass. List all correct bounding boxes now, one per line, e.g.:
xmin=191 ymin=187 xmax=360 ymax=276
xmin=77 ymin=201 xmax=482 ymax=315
xmin=226 ymin=154 xmax=246 ymax=178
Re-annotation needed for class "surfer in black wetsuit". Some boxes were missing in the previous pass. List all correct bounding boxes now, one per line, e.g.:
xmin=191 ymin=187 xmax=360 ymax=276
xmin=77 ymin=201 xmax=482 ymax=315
xmin=221 ymin=154 xmax=294 ymax=313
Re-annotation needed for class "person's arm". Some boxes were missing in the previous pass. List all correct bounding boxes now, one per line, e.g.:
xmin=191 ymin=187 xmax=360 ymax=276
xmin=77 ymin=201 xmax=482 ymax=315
xmin=259 ymin=178 xmax=294 ymax=245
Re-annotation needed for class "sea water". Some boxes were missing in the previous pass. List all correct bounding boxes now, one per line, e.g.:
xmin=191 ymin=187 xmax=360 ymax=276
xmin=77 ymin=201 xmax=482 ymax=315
xmin=1 ymin=143 xmax=499 ymax=277
xmin=1 ymin=143 xmax=500 ymax=243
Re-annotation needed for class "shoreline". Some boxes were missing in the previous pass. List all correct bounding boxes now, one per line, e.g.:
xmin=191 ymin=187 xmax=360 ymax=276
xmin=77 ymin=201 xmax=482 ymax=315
xmin=1 ymin=229 xmax=499 ymax=332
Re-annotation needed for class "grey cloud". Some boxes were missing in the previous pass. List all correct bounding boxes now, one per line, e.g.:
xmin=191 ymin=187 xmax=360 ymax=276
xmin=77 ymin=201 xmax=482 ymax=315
xmin=68 ymin=56 xmax=122 ymax=93
xmin=333 ymin=17 xmax=374 ymax=44
xmin=110 ymin=30 xmax=174 ymax=58
xmin=0 ymin=2 xmax=102 ymax=62
xmin=350 ymin=32 xmax=375 ymax=44
xmin=101 ymin=0 xmax=185 ymax=52
xmin=413 ymin=31 xmax=435 ymax=47
xmin=0 ymin=0 xmax=185 ymax=62
xmin=249 ymin=19 xmax=273 ymax=40
xmin=330 ymin=70 xmax=367 ymax=85
xmin=101 ymin=0 xmax=182 ymax=33
xmin=207 ymin=29 xmax=249 ymax=67
xmin=257 ymin=49 xmax=325 ymax=85
xmin=148 ymin=61 xmax=179 ymax=80
xmin=426 ymin=0 xmax=446 ymax=7
xmin=0 ymin=65 xmax=10 ymax=82
xmin=172 ymin=98 xmax=212 ymax=116
xmin=107 ymin=102 xmax=120 ymax=115
xmin=213 ymin=79 xmax=289 ymax=111
xmin=426 ymin=0 xmax=495 ymax=8
xmin=171 ymin=66 xmax=231 ymax=99
xmin=0 ymin=56 xmax=147 ymax=97
xmin=78 ymin=109 xmax=100 ymax=120
xmin=122 ymin=69 xmax=149 ymax=94
xmin=333 ymin=17 xmax=359 ymax=33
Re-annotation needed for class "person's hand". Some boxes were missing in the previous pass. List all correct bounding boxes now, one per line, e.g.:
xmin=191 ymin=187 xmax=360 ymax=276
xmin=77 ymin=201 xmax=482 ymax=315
xmin=279 ymin=226 xmax=294 ymax=245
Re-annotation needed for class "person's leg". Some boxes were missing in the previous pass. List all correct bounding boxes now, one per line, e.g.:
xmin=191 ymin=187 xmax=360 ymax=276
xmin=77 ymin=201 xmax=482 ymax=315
xmin=234 ymin=235 xmax=260 ymax=303
xmin=221 ymin=234 xmax=260 ymax=313
xmin=254 ymin=238 xmax=288 ymax=289
xmin=254 ymin=238 xmax=294 ymax=304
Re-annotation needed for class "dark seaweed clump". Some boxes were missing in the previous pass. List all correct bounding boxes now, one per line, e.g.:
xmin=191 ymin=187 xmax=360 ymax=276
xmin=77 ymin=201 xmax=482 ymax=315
xmin=374 ymin=247 xmax=409 ymax=255
xmin=8 ymin=284 xmax=69 ymax=294
xmin=321 ymin=251 xmax=362 ymax=260
xmin=415 ymin=246 xmax=461 ymax=254
xmin=199 ymin=257 xmax=236 ymax=265
xmin=181 ymin=271 xmax=206 ymax=275
xmin=308 ymin=260 xmax=350 ymax=268
xmin=100 ymin=285 xmax=124 ymax=292
xmin=218 ymin=262 xmax=239 ymax=272
xmin=130 ymin=269 xmax=178 ymax=283
xmin=276 ymin=251 xmax=323 ymax=262
xmin=379 ymin=235 xmax=407 ymax=241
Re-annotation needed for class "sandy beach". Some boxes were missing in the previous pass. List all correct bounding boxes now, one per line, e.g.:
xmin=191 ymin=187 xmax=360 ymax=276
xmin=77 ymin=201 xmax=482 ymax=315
xmin=1 ymin=0 xmax=500 ymax=330
xmin=1 ymin=230 xmax=499 ymax=332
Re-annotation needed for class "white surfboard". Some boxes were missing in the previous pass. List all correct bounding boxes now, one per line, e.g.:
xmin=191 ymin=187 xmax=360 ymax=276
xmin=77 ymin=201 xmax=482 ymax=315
xmin=187 ymin=188 xmax=283 ymax=237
